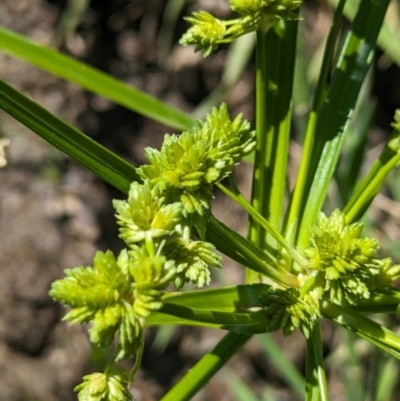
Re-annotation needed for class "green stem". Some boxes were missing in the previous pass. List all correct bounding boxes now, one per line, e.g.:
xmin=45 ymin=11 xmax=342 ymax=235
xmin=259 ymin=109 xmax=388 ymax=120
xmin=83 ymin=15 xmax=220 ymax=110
xmin=160 ymin=332 xmax=251 ymax=401
xmin=248 ymin=29 xmax=269 ymax=265
xmin=217 ymin=181 xmax=307 ymax=268
xmin=305 ymin=339 xmax=319 ymax=401
xmin=305 ymin=323 xmax=329 ymax=401
xmin=322 ymin=301 xmax=400 ymax=354
xmin=350 ymin=289 xmax=400 ymax=314
xmin=248 ymin=21 xmax=298 ymax=280
xmin=208 ymin=217 xmax=299 ymax=288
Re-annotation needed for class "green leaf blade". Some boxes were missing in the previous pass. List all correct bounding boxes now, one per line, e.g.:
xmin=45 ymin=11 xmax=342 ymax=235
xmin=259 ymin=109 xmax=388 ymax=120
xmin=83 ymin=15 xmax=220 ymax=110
xmin=0 ymin=78 xmax=139 ymax=193
xmin=297 ymin=0 xmax=391 ymax=247
xmin=0 ymin=26 xmax=195 ymax=131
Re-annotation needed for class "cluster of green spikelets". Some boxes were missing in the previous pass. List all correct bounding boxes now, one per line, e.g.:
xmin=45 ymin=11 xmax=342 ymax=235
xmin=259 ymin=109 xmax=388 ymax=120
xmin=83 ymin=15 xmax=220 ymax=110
xmin=180 ymin=0 xmax=301 ymax=56
xmin=50 ymin=104 xmax=256 ymax=399
xmin=50 ymin=105 xmax=400 ymax=400
xmin=48 ymin=0 xmax=400 ymax=399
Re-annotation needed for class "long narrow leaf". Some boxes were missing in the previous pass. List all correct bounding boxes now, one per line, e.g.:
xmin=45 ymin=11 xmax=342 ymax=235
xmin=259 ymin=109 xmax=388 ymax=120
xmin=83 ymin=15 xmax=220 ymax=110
xmin=0 ymin=26 xmax=195 ymax=131
xmin=150 ymin=302 xmax=268 ymax=334
xmin=226 ymin=370 xmax=261 ymax=401
xmin=163 ymin=284 xmax=269 ymax=312
xmin=249 ymin=20 xmax=298 ymax=265
xmin=0 ymin=79 xmax=139 ymax=193
xmin=328 ymin=0 xmax=400 ymax=68
xmin=297 ymin=0 xmax=391 ymax=247
xmin=343 ymin=127 xmax=400 ymax=223
xmin=286 ymin=0 xmax=346 ymax=236
xmin=160 ymin=332 xmax=251 ymax=401
xmin=322 ymin=301 xmax=400 ymax=359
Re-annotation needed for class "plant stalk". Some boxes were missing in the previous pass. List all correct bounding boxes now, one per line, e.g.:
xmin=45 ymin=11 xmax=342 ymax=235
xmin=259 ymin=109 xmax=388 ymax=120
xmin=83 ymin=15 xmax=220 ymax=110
xmin=160 ymin=332 xmax=251 ymax=401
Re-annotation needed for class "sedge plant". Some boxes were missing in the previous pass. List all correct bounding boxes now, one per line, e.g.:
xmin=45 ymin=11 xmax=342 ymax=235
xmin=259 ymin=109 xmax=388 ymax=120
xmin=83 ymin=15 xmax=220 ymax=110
xmin=1 ymin=0 xmax=400 ymax=400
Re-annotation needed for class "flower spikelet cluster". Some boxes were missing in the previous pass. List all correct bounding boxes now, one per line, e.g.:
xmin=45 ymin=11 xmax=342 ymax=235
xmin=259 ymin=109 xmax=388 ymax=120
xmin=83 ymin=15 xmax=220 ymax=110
xmin=75 ymin=367 xmax=133 ymax=401
xmin=138 ymin=103 xmax=255 ymax=217
xmin=50 ymin=103 xmax=254 ymax=398
xmin=180 ymin=0 xmax=301 ymax=56
xmin=50 ymin=250 xmax=141 ymax=359
xmin=164 ymin=238 xmax=222 ymax=289
xmin=113 ymin=181 xmax=182 ymax=244
xmin=260 ymin=287 xmax=321 ymax=338
xmin=180 ymin=11 xmax=226 ymax=57
xmin=305 ymin=210 xmax=399 ymax=304
xmin=130 ymin=247 xmax=176 ymax=318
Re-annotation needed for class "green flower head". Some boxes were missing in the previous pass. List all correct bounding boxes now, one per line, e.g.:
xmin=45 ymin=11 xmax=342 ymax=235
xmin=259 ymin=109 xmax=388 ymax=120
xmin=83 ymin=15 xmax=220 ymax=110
xmin=138 ymin=104 xmax=255 ymax=217
xmin=181 ymin=0 xmax=301 ymax=56
xmin=305 ymin=210 xmax=399 ymax=303
xmin=230 ymin=0 xmax=301 ymax=17
xmin=113 ymin=181 xmax=182 ymax=245
xmin=260 ymin=287 xmax=321 ymax=338
xmin=230 ymin=0 xmax=268 ymax=14
xmin=50 ymin=250 xmax=141 ymax=359
xmin=75 ymin=367 xmax=133 ymax=401
xmin=131 ymin=246 xmax=176 ymax=318
xmin=305 ymin=210 xmax=378 ymax=278
xmin=180 ymin=11 xmax=226 ymax=57
xmin=164 ymin=238 xmax=222 ymax=289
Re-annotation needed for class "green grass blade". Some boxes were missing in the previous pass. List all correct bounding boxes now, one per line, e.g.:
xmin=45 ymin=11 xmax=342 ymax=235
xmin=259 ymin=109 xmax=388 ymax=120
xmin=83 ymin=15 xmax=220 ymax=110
xmin=56 ymin=0 xmax=90 ymax=45
xmin=151 ymin=325 xmax=176 ymax=354
xmin=328 ymin=0 xmax=400 ymax=68
xmin=151 ymin=302 xmax=268 ymax=334
xmin=340 ymin=330 xmax=366 ymax=401
xmin=147 ymin=312 xmax=222 ymax=329
xmin=335 ymin=95 xmax=375 ymax=205
xmin=0 ymin=26 xmax=195 ymax=131
xmin=375 ymin=356 xmax=399 ymax=401
xmin=148 ymin=307 xmax=267 ymax=334
xmin=0 ymin=79 xmax=139 ymax=193
xmin=322 ymin=301 xmax=400 ymax=359
xmin=257 ymin=335 xmax=305 ymax=397
xmin=152 ymin=287 xmax=272 ymax=334
xmin=160 ymin=332 xmax=251 ymax=401
xmin=162 ymin=284 xmax=269 ymax=312
xmin=286 ymin=0 xmax=346 ymax=236
xmin=248 ymin=20 xmax=298 ymax=283
xmin=157 ymin=0 xmax=189 ymax=64
xmin=226 ymin=370 xmax=261 ymax=401
xmin=343 ymin=128 xmax=400 ymax=223
xmin=297 ymin=0 xmax=391 ymax=248
xmin=249 ymin=21 xmax=298 ymax=269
